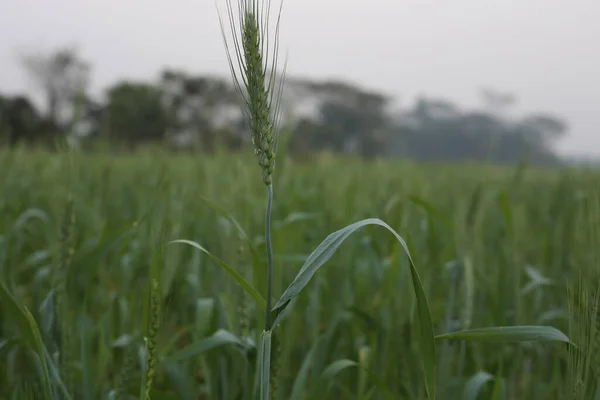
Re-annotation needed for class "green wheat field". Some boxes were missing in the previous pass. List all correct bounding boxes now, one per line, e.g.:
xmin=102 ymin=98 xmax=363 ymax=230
xmin=1 ymin=148 xmax=599 ymax=399
xmin=2 ymin=0 xmax=600 ymax=398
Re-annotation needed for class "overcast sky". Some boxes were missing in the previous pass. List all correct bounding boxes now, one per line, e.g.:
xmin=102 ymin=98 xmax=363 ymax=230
xmin=0 ymin=0 xmax=598 ymax=157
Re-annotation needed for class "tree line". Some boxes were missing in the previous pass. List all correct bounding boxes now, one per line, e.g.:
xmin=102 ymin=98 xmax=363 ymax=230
xmin=0 ymin=47 xmax=569 ymax=164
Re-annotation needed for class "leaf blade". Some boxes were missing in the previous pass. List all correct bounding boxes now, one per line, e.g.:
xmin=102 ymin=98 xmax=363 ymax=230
xmin=0 ymin=281 xmax=52 ymax=399
xmin=463 ymin=371 xmax=494 ymax=400
xmin=436 ymin=325 xmax=571 ymax=343
xmin=271 ymin=218 xmax=436 ymax=399
xmin=161 ymin=329 xmax=244 ymax=364
xmin=168 ymin=239 xmax=265 ymax=309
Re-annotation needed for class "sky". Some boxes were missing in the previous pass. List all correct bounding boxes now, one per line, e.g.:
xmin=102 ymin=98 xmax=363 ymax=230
xmin=0 ymin=0 xmax=598 ymax=157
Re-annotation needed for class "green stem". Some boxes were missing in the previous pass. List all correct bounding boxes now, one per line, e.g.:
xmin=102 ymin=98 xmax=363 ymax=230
xmin=265 ymin=183 xmax=274 ymax=330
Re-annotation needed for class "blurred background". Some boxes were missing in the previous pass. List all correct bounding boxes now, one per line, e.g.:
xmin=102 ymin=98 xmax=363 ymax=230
xmin=0 ymin=0 xmax=598 ymax=165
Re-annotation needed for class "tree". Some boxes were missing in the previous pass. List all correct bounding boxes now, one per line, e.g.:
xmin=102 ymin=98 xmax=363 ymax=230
xmin=387 ymin=91 xmax=567 ymax=165
xmin=286 ymin=79 xmax=392 ymax=157
xmin=160 ymin=69 xmax=240 ymax=151
xmin=479 ymin=87 xmax=517 ymax=118
xmin=0 ymin=95 xmax=38 ymax=145
xmin=20 ymin=47 xmax=91 ymax=132
xmin=518 ymin=114 xmax=567 ymax=143
xmin=104 ymin=81 xmax=168 ymax=148
xmin=0 ymin=94 xmax=59 ymax=147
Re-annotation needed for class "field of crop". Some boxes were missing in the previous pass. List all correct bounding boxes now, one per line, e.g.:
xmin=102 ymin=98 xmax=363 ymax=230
xmin=0 ymin=148 xmax=599 ymax=399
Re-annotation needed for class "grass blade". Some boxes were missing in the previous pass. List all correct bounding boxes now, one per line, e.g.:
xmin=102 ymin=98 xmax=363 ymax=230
xmin=259 ymin=330 xmax=272 ymax=400
xmin=271 ymin=218 xmax=436 ymax=400
xmin=310 ymin=358 xmax=395 ymax=399
xmin=436 ymin=325 xmax=571 ymax=343
xmin=168 ymin=239 xmax=265 ymax=309
xmin=161 ymin=329 xmax=245 ymax=364
xmin=320 ymin=359 xmax=357 ymax=382
xmin=0 ymin=281 xmax=52 ymax=399
xmin=199 ymin=196 xmax=260 ymax=258
xmin=463 ymin=371 xmax=494 ymax=400
xmin=289 ymin=337 xmax=319 ymax=400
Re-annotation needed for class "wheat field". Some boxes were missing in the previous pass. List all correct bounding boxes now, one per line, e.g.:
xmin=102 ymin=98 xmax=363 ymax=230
xmin=0 ymin=148 xmax=599 ymax=399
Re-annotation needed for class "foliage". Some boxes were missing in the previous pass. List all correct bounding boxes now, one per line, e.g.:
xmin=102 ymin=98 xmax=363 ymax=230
xmin=19 ymin=47 xmax=91 ymax=130
xmin=0 ymin=49 xmax=570 ymax=165
xmin=0 ymin=149 xmax=597 ymax=398
xmin=104 ymin=81 xmax=169 ymax=148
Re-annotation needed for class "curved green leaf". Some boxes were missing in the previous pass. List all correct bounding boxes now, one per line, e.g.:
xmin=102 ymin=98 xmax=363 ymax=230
xmin=161 ymin=362 xmax=197 ymax=400
xmin=289 ymin=337 xmax=321 ymax=400
xmin=536 ymin=309 xmax=567 ymax=324
xmin=465 ymin=183 xmax=484 ymax=236
xmin=168 ymin=239 xmax=265 ymax=309
xmin=313 ymin=359 xmax=394 ymax=399
xmin=199 ymin=196 xmax=259 ymax=256
xmin=496 ymin=189 xmax=513 ymax=233
xmin=491 ymin=372 xmax=506 ymax=400
xmin=71 ymin=220 xmax=140 ymax=272
xmin=436 ymin=325 xmax=571 ymax=343
xmin=310 ymin=359 xmax=358 ymax=398
xmin=271 ymin=218 xmax=435 ymax=400
xmin=161 ymin=329 xmax=244 ymax=364
xmin=520 ymin=265 xmax=554 ymax=296
xmin=320 ymin=359 xmax=358 ymax=382
xmin=408 ymin=194 xmax=450 ymax=229
xmin=43 ymin=345 xmax=73 ymax=400
xmin=12 ymin=208 xmax=49 ymax=231
xmin=463 ymin=371 xmax=494 ymax=400
xmin=0 ymin=281 xmax=52 ymax=399
xmin=198 ymin=196 xmax=266 ymax=294
xmin=273 ymin=211 xmax=321 ymax=230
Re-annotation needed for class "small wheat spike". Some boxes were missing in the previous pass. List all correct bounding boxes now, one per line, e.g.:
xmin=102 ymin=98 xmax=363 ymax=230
xmin=55 ymin=193 xmax=75 ymax=393
xmin=217 ymin=0 xmax=287 ymax=186
xmin=144 ymin=278 xmax=160 ymax=399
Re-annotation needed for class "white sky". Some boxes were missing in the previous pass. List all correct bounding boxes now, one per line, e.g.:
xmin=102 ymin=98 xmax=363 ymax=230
xmin=0 ymin=0 xmax=598 ymax=157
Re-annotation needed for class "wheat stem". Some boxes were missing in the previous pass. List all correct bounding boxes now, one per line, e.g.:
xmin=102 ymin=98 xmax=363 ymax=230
xmin=265 ymin=183 xmax=274 ymax=329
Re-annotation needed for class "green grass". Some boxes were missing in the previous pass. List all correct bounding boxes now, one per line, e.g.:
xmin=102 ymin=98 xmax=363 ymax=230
xmin=0 ymin=148 xmax=598 ymax=399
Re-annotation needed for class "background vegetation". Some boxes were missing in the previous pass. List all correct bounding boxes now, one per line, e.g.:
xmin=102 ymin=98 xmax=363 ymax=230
xmin=0 ymin=147 xmax=599 ymax=398
xmin=0 ymin=47 xmax=571 ymax=165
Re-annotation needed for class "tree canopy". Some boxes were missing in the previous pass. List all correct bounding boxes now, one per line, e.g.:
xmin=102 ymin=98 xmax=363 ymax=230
xmin=0 ymin=47 xmax=569 ymax=165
